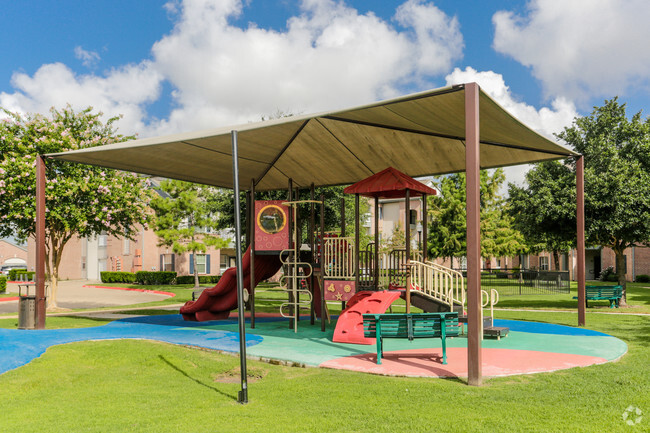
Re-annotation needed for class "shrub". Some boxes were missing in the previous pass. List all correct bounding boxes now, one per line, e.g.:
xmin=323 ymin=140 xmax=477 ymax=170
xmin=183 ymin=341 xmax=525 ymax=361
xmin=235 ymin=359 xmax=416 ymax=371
xmin=635 ymin=274 xmax=650 ymax=283
xmin=0 ymin=276 xmax=6 ymax=293
xmin=100 ymin=272 xmax=137 ymax=284
xmin=8 ymin=269 xmax=34 ymax=281
xmin=135 ymin=271 xmax=177 ymax=285
xmin=599 ymin=266 xmax=615 ymax=282
xmin=175 ymin=275 xmax=221 ymax=285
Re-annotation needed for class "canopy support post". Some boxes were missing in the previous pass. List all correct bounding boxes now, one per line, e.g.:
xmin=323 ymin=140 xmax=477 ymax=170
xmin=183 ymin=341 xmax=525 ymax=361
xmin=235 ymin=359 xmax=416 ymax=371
xmin=231 ymin=130 xmax=249 ymax=404
xmin=35 ymin=156 xmax=47 ymax=330
xmin=465 ymin=83 xmax=483 ymax=386
xmin=405 ymin=188 xmax=411 ymax=313
xmin=576 ymin=155 xmax=586 ymax=326
xmin=250 ymin=178 xmax=256 ymax=329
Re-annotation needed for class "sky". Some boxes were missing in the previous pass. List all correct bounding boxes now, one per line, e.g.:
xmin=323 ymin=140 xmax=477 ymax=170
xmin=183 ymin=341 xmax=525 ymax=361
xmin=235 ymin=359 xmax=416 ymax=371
xmin=1 ymin=0 xmax=649 ymax=188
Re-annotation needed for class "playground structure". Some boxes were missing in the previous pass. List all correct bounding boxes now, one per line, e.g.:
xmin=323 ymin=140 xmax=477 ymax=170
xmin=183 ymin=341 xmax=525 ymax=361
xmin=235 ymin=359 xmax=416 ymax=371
xmin=181 ymin=167 xmax=487 ymax=342
xmin=43 ymin=84 xmax=584 ymax=391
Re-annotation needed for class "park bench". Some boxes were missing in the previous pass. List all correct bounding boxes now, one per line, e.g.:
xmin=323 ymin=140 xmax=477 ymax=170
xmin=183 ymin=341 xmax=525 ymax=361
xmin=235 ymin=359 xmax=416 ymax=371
xmin=363 ymin=312 xmax=459 ymax=365
xmin=573 ymin=285 xmax=622 ymax=308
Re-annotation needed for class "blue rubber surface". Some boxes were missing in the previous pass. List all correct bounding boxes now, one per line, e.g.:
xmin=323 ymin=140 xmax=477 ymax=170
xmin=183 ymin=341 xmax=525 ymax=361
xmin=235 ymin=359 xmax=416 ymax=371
xmin=0 ymin=314 xmax=262 ymax=375
xmin=494 ymin=319 xmax=609 ymax=336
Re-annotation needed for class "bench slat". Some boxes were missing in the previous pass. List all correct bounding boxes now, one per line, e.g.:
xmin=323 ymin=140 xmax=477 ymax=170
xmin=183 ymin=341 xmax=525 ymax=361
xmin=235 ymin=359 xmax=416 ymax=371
xmin=362 ymin=312 xmax=459 ymax=365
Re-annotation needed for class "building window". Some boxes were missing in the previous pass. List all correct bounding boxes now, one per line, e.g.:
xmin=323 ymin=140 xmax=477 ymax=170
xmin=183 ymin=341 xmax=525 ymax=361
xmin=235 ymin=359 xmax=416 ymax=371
xmin=161 ymin=254 xmax=175 ymax=272
xmin=98 ymin=233 xmax=107 ymax=247
xmin=220 ymin=255 xmax=229 ymax=272
xmin=539 ymin=256 xmax=549 ymax=271
xmin=409 ymin=209 xmax=417 ymax=226
xmin=195 ymin=254 xmax=207 ymax=274
xmin=123 ymin=239 xmax=130 ymax=255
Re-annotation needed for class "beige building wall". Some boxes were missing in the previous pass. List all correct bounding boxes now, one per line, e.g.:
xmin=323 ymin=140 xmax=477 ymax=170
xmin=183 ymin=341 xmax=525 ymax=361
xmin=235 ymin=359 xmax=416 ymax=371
xmin=0 ymin=240 xmax=28 ymax=266
xmin=27 ymin=224 xmax=229 ymax=281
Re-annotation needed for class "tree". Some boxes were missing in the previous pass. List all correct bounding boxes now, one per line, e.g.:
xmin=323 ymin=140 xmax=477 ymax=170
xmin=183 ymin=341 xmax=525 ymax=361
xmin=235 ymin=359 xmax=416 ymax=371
xmin=428 ymin=168 xmax=526 ymax=266
xmin=557 ymin=98 xmax=650 ymax=304
xmin=149 ymin=180 xmax=229 ymax=288
xmin=508 ymin=160 xmax=576 ymax=269
xmin=0 ymin=106 xmax=151 ymax=309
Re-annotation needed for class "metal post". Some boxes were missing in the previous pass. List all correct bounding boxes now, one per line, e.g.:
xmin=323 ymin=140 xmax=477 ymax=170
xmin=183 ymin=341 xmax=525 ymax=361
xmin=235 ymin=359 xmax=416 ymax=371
xmin=310 ymin=183 xmax=315 ymax=325
xmin=374 ymin=197 xmax=379 ymax=289
xmin=250 ymin=178 xmax=256 ymax=329
xmin=355 ymin=194 xmax=360 ymax=291
xmin=287 ymin=179 xmax=294 ymax=330
xmin=320 ymin=194 xmax=326 ymax=332
xmin=422 ymin=194 xmax=428 ymax=262
xmin=465 ymin=83 xmax=483 ymax=386
xmin=340 ymin=196 xmax=346 ymax=309
xmin=35 ymin=156 xmax=47 ymax=329
xmin=405 ymin=189 xmax=411 ymax=313
xmin=231 ymin=130 xmax=249 ymax=404
xmin=576 ymin=155 xmax=586 ymax=326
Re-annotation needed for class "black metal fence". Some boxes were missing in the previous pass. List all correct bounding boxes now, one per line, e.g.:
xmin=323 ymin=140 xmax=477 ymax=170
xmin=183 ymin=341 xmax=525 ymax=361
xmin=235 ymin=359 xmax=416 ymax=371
xmin=454 ymin=269 xmax=570 ymax=296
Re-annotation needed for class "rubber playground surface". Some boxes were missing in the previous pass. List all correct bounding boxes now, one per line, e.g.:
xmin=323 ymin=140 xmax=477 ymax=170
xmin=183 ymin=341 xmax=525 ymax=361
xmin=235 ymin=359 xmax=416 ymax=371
xmin=0 ymin=314 xmax=627 ymax=378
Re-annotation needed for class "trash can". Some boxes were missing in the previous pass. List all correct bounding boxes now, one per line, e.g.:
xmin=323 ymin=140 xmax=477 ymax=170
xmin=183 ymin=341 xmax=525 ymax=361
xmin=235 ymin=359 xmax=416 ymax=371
xmin=18 ymin=294 xmax=36 ymax=329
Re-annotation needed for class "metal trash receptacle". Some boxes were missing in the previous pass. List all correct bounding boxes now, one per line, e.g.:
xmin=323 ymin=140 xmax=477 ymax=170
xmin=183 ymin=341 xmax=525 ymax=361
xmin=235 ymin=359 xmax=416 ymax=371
xmin=18 ymin=294 xmax=36 ymax=329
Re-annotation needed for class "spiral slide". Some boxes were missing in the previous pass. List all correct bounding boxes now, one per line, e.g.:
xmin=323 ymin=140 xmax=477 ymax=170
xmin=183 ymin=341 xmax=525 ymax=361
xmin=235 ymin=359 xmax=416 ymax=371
xmin=180 ymin=247 xmax=282 ymax=322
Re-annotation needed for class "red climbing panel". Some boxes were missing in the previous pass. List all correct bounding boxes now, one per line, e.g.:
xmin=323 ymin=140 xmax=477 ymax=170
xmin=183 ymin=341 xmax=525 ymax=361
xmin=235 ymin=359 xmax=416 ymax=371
xmin=332 ymin=290 xmax=402 ymax=345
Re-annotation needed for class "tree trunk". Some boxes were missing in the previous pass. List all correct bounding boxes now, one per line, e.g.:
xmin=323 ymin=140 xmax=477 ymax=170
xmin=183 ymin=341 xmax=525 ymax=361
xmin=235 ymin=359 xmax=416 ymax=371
xmin=193 ymin=251 xmax=200 ymax=289
xmin=552 ymin=251 xmax=560 ymax=271
xmin=614 ymin=248 xmax=627 ymax=306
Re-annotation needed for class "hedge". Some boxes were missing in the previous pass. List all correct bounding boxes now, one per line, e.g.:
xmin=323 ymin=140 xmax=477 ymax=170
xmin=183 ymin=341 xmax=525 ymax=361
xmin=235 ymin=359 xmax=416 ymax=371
xmin=175 ymin=275 xmax=221 ymax=285
xmin=0 ymin=276 xmax=6 ymax=293
xmin=135 ymin=271 xmax=177 ymax=285
xmin=100 ymin=272 xmax=137 ymax=284
xmin=8 ymin=269 xmax=35 ymax=281
xmin=635 ymin=274 xmax=650 ymax=283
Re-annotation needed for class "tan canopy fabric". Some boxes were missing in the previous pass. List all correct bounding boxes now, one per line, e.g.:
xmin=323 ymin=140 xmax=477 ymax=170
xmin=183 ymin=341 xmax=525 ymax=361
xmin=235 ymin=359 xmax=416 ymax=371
xmin=49 ymin=84 xmax=577 ymax=191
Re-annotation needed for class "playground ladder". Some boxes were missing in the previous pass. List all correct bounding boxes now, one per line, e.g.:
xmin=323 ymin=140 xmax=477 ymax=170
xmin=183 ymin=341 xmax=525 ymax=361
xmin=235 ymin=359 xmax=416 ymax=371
xmin=409 ymin=260 xmax=466 ymax=313
xmin=279 ymin=248 xmax=313 ymax=333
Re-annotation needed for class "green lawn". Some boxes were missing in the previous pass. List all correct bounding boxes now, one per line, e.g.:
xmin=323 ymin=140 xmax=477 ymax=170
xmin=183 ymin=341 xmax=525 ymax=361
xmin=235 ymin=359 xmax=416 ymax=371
xmin=0 ymin=309 xmax=647 ymax=432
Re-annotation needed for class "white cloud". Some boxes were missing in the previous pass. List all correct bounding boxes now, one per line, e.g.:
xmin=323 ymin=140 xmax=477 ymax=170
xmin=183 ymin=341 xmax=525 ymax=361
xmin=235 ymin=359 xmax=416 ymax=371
xmin=0 ymin=0 xmax=464 ymax=137
xmin=149 ymin=0 xmax=464 ymax=134
xmin=445 ymin=67 xmax=578 ymax=190
xmin=0 ymin=62 xmax=163 ymax=135
xmin=74 ymin=46 xmax=101 ymax=69
xmin=493 ymin=0 xmax=650 ymax=103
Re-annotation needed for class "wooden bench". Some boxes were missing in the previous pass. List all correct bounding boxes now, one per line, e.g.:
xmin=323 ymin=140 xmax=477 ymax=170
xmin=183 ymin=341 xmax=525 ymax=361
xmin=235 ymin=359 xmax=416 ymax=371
xmin=363 ymin=312 xmax=459 ymax=365
xmin=573 ymin=285 xmax=622 ymax=308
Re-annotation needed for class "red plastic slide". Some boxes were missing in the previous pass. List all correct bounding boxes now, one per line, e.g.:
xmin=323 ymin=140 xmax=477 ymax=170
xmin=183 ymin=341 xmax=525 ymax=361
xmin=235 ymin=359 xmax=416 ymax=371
xmin=180 ymin=246 xmax=282 ymax=322
xmin=332 ymin=290 xmax=402 ymax=345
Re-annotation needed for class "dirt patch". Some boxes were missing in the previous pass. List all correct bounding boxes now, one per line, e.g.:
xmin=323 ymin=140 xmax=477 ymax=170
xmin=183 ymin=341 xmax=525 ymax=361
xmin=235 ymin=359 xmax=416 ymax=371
xmin=213 ymin=366 xmax=268 ymax=384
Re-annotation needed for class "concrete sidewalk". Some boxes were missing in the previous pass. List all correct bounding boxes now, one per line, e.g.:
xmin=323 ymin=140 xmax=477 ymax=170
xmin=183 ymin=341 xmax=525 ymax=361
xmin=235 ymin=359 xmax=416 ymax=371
xmin=0 ymin=279 xmax=174 ymax=314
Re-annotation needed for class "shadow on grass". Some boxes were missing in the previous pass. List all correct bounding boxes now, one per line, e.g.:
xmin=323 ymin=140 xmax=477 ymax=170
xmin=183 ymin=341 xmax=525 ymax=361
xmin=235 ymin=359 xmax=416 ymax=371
xmin=158 ymin=355 xmax=237 ymax=401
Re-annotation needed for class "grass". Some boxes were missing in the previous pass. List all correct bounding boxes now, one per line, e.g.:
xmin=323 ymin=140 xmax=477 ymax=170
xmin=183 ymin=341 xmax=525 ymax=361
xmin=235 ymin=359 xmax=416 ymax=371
xmin=0 ymin=280 xmax=648 ymax=431
xmin=0 ymin=310 xmax=647 ymax=432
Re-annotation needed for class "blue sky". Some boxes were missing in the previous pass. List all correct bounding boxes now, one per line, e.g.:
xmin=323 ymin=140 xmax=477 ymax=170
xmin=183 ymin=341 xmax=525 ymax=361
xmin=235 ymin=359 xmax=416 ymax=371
xmin=1 ymin=0 xmax=649 ymax=186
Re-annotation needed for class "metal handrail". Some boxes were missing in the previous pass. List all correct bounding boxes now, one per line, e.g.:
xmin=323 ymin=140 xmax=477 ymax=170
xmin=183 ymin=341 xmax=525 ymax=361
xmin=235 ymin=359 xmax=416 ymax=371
xmin=409 ymin=260 xmax=465 ymax=313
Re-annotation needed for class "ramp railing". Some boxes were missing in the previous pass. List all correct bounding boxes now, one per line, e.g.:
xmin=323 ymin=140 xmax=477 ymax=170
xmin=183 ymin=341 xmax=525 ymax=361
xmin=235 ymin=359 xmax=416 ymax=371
xmin=409 ymin=260 xmax=465 ymax=313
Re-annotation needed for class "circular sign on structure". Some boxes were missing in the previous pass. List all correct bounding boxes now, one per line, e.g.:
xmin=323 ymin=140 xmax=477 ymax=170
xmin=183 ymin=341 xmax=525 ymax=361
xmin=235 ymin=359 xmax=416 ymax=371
xmin=257 ymin=204 xmax=287 ymax=235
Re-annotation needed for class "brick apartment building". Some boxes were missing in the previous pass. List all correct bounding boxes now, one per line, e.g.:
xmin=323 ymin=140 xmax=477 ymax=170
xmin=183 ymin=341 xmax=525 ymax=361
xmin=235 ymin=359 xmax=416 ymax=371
xmin=0 ymin=239 xmax=28 ymax=269
xmin=26 ymin=226 xmax=236 ymax=281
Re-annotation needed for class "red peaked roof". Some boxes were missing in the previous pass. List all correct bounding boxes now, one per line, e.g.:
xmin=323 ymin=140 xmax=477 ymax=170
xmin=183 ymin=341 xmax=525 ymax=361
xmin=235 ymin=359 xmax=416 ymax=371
xmin=343 ymin=167 xmax=437 ymax=199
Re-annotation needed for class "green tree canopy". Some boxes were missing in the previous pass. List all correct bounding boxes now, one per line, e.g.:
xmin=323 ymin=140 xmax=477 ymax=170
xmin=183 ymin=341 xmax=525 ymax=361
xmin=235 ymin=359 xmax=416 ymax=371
xmin=428 ymin=168 xmax=525 ymax=266
xmin=150 ymin=180 xmax=229 ymax=288
xmin=0 ymin=106 xmax=151 ymax=308
xmin=507 ymin=160 xmax=576 ymax=269
xmin=557 ymin=98 xmax=650 ymax=302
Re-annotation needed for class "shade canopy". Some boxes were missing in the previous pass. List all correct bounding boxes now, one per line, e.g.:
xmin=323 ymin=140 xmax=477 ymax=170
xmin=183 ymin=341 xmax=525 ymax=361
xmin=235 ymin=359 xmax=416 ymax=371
xmin=49 ymin=84 xmax=577 ymax=191
xmin=344 ymin=166 xmax=437 ymax=199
